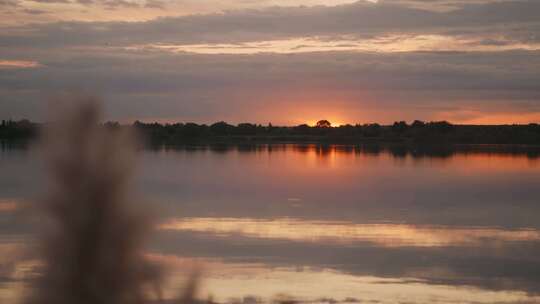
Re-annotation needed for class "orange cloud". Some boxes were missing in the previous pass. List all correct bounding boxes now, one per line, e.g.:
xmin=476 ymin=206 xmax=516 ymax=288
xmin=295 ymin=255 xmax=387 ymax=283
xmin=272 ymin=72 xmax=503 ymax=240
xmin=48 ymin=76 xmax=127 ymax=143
xmin=433 ymin=109 xmax=540 ymax=125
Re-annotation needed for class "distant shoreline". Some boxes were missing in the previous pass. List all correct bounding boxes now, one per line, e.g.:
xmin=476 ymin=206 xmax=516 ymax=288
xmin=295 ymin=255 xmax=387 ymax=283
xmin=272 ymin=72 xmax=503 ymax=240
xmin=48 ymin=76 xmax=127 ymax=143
xmin=2 ymin=119 xmax=540 ymax=146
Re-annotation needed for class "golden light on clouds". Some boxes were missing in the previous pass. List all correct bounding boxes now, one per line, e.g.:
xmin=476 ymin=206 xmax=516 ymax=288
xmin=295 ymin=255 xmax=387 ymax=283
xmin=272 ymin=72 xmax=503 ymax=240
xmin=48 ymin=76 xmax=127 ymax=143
xmin=0 ymin=0 xmax=365 ymax=25
xmin=124 ymin=35 xmax=540 ymax=55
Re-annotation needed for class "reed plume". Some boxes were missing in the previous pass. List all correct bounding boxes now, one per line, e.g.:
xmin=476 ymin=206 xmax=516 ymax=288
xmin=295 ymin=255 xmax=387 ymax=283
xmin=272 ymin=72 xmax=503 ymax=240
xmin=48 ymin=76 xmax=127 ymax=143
xmin=26 ymin=98 xmax=164 ymax=304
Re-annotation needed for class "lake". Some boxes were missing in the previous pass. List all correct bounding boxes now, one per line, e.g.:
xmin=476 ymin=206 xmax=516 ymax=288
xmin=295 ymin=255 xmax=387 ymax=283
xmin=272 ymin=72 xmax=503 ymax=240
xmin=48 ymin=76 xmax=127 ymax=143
xmin=1 ymin=143 xmax=540 ymax=304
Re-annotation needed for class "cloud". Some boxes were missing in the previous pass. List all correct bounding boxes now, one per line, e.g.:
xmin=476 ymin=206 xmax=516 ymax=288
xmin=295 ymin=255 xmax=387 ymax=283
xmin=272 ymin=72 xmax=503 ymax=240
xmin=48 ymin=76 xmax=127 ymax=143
xmin=0 ymin=0 xmax=18 ymax=6
xmin=144 ymin=0 xmax=165 ymax=9
xmin=0 ymin=0 xmax=539 ymax=123
xmin=102 ymin=0 xmax=139 ymax=9
xmin=26 ymin=0 xmax=70 ymax=3
xmin=1 ymin=0 xmax=539 ymax=48
xmin=22 ymin=8 xmax=48 ymax=14
xmin=0 ymin=50 xmax=539 ymax=123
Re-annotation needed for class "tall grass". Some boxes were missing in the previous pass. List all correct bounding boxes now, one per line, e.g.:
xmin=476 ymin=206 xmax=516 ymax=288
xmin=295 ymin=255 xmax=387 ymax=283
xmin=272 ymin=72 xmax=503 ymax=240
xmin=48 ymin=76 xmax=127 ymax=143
xmin=25 ymin=98 xmax=195 ymax=304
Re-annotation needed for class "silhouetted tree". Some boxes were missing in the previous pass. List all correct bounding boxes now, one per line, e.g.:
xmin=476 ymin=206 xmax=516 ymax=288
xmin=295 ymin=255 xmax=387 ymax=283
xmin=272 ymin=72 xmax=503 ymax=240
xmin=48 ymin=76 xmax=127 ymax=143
xmin=411 ymin=120 xmax=425 ymax=128
xmin=210 ymin=121 xmax=233 ymax=136
xmin=428 ymin=121 xmax=453 ymax=133
xmin=363 ymin=123 xmax=381 ymax=137
xmin=392 ymin=121 xmax=408 ymax=134
xmin=294 ymin=124 xmax=311 ymax=134
xmin=316 ymin=120 xmax=331 ymax=128
xmin=236 ymin=123 xmax=258 ymax=135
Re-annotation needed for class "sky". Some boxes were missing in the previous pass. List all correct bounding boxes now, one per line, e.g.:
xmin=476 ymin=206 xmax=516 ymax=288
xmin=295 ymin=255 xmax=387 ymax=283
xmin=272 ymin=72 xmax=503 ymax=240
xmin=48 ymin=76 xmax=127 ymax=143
xmin=0 ymin=0 xmax=540 ymax=125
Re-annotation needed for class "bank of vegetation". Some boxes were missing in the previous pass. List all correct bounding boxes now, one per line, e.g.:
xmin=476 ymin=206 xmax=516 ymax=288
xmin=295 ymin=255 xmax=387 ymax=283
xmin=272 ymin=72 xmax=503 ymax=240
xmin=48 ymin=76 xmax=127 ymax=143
xmin=2 ymin=119 xmax=540 ymax=145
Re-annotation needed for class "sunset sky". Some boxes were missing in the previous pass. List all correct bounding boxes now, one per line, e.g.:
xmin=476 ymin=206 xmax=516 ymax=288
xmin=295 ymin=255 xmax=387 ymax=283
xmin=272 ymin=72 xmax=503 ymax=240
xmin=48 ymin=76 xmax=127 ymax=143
xmin=1 ymin=0 xmax=540 ymax=125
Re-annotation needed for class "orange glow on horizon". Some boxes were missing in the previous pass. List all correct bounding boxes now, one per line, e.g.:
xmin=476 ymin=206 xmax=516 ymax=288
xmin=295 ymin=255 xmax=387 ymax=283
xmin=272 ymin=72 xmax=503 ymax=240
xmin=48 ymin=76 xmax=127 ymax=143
xmin=459 ymin=114 xmax=540 ymax=125
xmin=431 ymin=109 xmax=540 ymax=125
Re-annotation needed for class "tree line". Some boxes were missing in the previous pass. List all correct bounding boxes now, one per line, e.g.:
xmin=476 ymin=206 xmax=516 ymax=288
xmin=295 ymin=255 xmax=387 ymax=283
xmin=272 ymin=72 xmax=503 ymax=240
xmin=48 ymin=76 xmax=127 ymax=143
xmin=2 ymin=119 xmax=540 ymax=145
xmin=132 ymin=120 xmax=540 ymax=145
xmin=0 ymin=119 xmax=37 ymax=141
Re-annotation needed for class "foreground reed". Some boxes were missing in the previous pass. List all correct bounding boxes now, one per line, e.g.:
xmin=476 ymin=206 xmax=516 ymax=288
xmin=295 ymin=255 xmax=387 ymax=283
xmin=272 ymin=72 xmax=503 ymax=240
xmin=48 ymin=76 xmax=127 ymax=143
xmin=25 ymin=99 xmax=196 ymax=304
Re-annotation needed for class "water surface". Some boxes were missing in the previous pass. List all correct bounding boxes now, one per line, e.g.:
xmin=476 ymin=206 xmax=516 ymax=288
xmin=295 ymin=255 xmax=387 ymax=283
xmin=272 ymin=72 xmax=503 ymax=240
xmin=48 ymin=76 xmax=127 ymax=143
xmin=1 ymin=144 xmax=540 ymax=303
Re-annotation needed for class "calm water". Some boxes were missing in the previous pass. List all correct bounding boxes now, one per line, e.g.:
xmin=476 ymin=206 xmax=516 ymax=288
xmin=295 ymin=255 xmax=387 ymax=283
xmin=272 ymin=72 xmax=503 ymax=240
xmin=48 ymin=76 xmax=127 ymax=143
xmin=1 ymin=144 xmax=540 ymax=303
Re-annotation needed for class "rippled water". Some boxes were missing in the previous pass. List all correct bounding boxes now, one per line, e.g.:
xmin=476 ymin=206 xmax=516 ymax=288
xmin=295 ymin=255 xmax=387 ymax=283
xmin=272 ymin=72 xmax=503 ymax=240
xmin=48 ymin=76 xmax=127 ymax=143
xmin=1 ymin=144 xmax=540 ymax=303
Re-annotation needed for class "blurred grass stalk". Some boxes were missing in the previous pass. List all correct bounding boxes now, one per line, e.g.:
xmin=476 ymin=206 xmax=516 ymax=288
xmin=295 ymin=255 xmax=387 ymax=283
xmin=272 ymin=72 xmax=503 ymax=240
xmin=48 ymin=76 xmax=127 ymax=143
xmin=25 ymin=97 xmax=198 ymax=304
